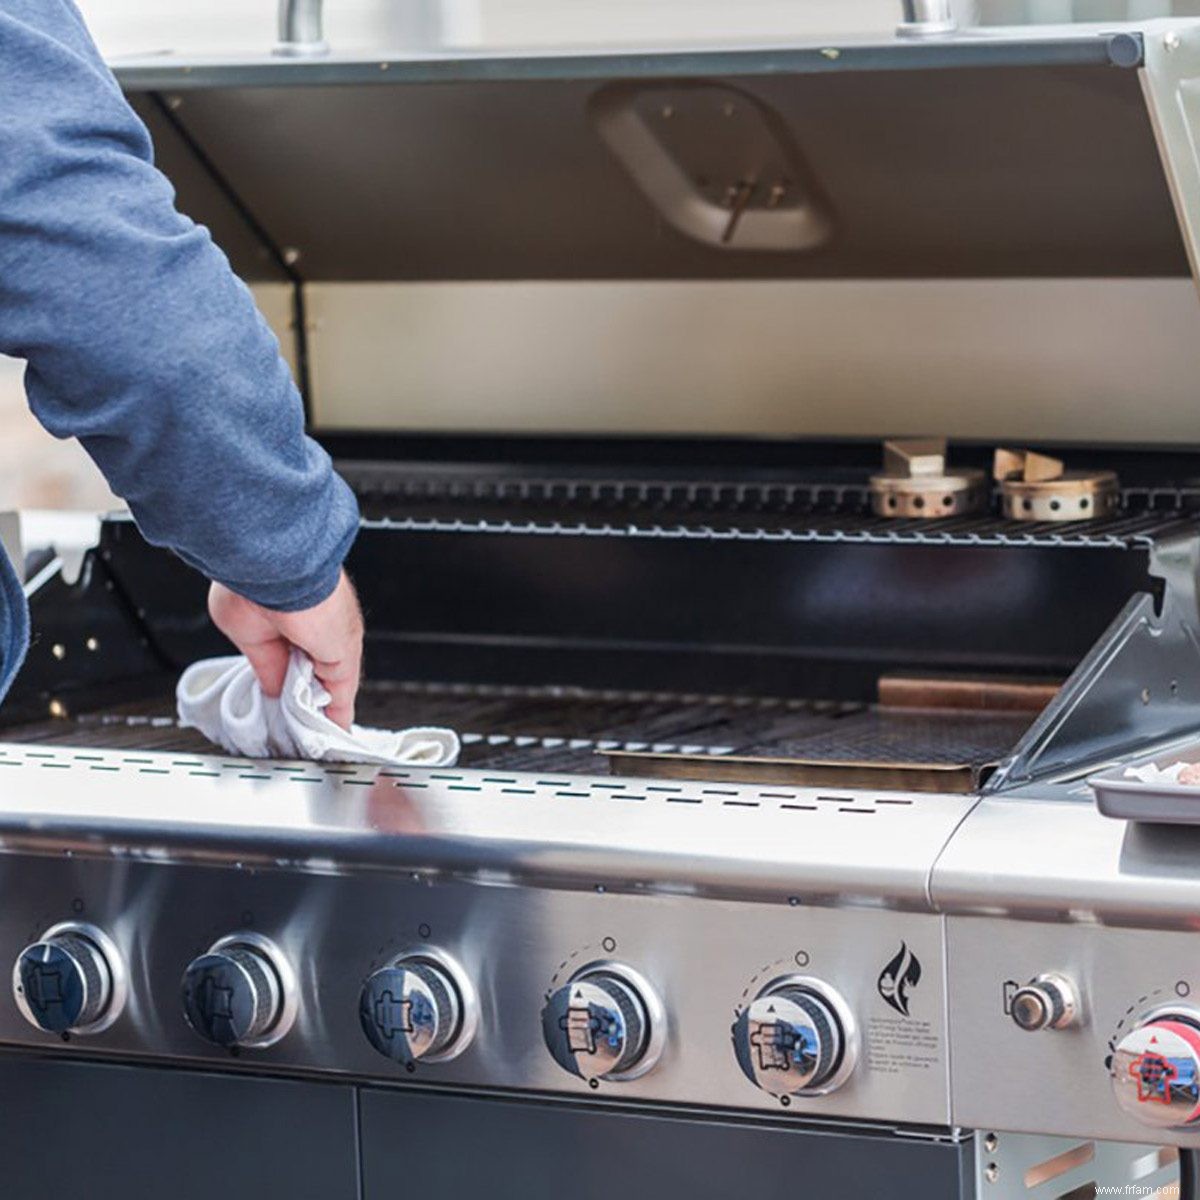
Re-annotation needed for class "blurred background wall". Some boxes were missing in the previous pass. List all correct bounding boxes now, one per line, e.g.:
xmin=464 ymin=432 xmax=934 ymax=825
xmin=2 ymin=0 xmax=1198 ymax=512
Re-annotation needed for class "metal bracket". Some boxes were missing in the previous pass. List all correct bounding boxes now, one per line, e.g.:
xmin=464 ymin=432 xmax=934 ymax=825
xmin=973 ymin=1130 xmax=1178 ymax=1198
xmin=989 ymin=530 xmax=1200 ymax=791
xmin=589 ymin=82 xmax=833 ymax=253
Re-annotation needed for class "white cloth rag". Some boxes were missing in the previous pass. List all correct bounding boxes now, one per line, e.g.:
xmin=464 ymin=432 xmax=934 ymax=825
xmin=177 ymin=652 xmax=460 ymax=767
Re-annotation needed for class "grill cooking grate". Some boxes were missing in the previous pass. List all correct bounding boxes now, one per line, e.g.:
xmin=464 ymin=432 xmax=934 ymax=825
xmin=2 ymin=682 xmax=1032 ymax=779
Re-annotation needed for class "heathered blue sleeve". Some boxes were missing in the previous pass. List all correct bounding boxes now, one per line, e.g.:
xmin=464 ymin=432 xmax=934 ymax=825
xmin=0 ymin=1 xmax=359 ymax=613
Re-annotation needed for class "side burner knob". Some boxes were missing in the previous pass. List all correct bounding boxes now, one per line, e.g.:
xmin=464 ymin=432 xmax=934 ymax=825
xmin=1111 ymin=1010 xmax=1200 ymax=1128
xmin=182 ymin=934 xmax=295 ymax=1049
xmin=542 ymin=963 xmax=666 ymax=1082
xmin=360 ymin=953 xmax=473 ymax=1065
xmin=733 ymin=977 xmax=857 ymax=1096
xmin=15 ymin=924 xmax=122 ymax=1035
xmin=1010 ymin=973 xmax=1079 ymax=1032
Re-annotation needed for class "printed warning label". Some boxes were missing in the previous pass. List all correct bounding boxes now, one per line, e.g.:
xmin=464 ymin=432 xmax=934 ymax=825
xmin=865 ymin=1015 xmax=941 ymax=1075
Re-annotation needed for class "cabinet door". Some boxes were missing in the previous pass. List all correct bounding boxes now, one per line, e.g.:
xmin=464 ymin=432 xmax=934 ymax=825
xmin=361 ymin=1087 xmax=973 ymax=1200
xmin=0 ymin=1057 xmax=358 ymax=1200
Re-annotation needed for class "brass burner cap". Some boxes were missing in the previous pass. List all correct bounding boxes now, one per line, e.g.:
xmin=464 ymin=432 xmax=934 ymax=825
xmin=870 ymin=439 xmax=988 ymax=518
xmin=869 ymin=470 xmax=989 ymax=518
xmin=993 ymin=448 xmax=1119 ymax=522
xmin=999 ymin=470 xmax=1119 ymax=521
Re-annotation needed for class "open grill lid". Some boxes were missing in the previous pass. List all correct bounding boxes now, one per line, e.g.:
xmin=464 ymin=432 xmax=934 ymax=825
xmin=110 ymin=25 xmax=1200 ymax=457
xmin=115 ymin=29 xmax=1189 ymax=286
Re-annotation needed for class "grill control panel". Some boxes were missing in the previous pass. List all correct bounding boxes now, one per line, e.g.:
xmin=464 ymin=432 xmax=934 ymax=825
xmin=0 ymin=854 xmax=949 ymax=1125
xmin=948 ymin=918 xmax=1200 ymax=1146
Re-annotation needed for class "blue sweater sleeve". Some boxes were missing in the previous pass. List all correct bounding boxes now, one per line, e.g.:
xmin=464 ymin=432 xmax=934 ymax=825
xmin=0 ymin=1 xmax=359 ymax=612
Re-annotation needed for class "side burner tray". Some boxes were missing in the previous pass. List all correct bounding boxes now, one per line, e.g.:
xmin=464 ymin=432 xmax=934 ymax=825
xmin=1090 ymin=736 xmax=1200 ymax=824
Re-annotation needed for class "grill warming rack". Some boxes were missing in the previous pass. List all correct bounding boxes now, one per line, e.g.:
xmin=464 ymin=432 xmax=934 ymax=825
xmin=345 ymin=466 xmax=1200 ymax=550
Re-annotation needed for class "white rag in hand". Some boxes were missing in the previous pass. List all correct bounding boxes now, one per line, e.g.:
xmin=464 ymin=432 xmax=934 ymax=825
xmin=177 ymin=652 xmax=460 ymax=767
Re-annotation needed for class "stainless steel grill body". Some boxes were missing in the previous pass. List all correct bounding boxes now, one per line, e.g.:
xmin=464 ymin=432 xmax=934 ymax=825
xmin=0 ymin=746 xmax=959 ymax=1123
xmin=10 ymin=13 xmax=1200 ymax=1197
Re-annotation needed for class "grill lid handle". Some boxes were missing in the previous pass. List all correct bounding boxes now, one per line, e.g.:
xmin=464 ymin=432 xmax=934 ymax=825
xmin=275 ymin=0 xmax=328 ymax=57
xmin=275 ymin=0 xmax=961 ymax=56
xmin=898 ymin=0 xmax=957 ymax=37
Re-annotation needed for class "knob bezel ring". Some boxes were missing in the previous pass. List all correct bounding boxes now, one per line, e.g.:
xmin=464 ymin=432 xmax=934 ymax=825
xmin=15 ymin=921 xmax=128 ymax=1036
xmin=1012 ymin=972 xmax=1080 ymax=1032
xmin=1133 ymin=1002 xmax=1200 ymax=1029
xmin=753 ymin=974 xmax=858 ymax=1096
xmin=207 ymin=931 xmax=298 ymax=1049
xmin=569 ymin=960 xmax=667 ymax=1082
xmin=389 ymin=945 xmax=479 ymax=1063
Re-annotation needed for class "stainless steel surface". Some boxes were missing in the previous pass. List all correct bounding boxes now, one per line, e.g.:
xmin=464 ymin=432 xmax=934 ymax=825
xmin=1091 ymin=736 xmax=1200 ymax=823
xmin=936 ymin=783 xmax=1200 ymax=1144
xmin=275 ymin=0 xmax=327 ymax=57
xmin=0 ymin=853 xmax=952 ymax=1123
xmin=0 ymin=744 xmax=973 ymax=908
xmin=301 ymin=279 xmax=1200 ymax=444
xmin=898 ymin=0 xmax=958 ymax=36
xmin=932 ymin=791 xmax=1200 ymax=925
xmin=942 ymin=910 xmax=1200 ymax=1145
xmin=119 ymin=33 xmax=1195 ymax=444
xmin=18 ymin=12 xmax=1200 ymax=1174
xmin=1142 ymin=20 xmax=1200 ymax=297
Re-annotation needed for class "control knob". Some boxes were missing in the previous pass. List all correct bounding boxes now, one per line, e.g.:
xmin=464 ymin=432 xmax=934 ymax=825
xmin=542 ymin=963 xmax=666 ymax=1082
xmin=14 ymin=923 xmax=124 ymax=1035
xmin=734 ymin=977 xmax=857 ymax=1096
xmin=360 ymin=951 xmax=476 ymax=1065
xmin=1009 ymin=973 xmax=1079 ymax=1032
xmin=181 ymin=933 xmax=296 ymax=1049
xmin=1111 ymin=1009 xmax=1200 ymax=1128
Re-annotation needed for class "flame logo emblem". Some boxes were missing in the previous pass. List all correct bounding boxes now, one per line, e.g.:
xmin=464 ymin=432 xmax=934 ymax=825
xmin=877 ymin=942 xmax=922 ymax=1017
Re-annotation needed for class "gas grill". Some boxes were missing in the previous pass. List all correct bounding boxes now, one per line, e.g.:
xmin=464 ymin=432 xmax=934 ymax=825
xmin=5 ymin=6 xmax=1200 ymax=1198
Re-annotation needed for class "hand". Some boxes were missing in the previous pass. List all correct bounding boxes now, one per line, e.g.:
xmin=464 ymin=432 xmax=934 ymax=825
xmin=208 ymin=570 xmax=364 ymax=730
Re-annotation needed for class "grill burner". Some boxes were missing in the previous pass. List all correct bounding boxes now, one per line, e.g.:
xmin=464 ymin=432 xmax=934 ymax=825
xmin=869 ymin=439 xmax=988 ymax=519
xmin=994 ymin=448 xmax=1120 ymax=522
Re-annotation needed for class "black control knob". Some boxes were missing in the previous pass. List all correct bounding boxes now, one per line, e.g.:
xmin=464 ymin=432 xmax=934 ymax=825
xmin=14 ymin=928 xmax=114 ymax=1035
xmin=182 ymin=939 xmax=287 ymax=1048
xmin=733 ymin=981 xmax=854 ymax=1096
xmin=542 ymin=965 xmax=665 ymax=1082
xmin=360 ymin=957 xmax=463 ymax=1065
